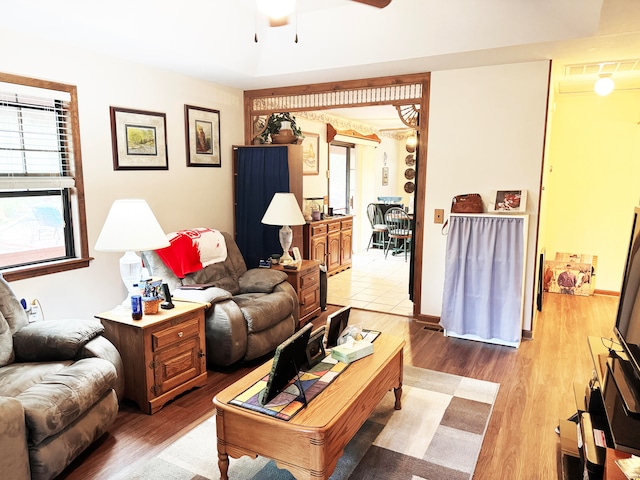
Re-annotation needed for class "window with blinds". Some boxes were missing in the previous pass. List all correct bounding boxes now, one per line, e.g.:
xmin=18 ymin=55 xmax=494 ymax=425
xmin=0 ymin=74 xmax=88 ymax=277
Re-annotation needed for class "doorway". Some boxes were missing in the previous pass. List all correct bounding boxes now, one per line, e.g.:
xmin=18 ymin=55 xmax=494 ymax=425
xmin=243 ymin=73 xmax=431 ymax=323
xmin=328 ymin=143 xmax=355 ymax=215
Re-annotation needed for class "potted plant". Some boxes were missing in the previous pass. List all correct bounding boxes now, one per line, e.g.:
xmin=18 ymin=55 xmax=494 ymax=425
xmin=258 ymin=112 xmax=303 ymax=144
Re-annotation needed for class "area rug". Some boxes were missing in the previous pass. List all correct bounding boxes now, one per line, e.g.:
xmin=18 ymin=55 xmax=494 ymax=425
xmin=126 ymin=365 xmax=499 ymax=480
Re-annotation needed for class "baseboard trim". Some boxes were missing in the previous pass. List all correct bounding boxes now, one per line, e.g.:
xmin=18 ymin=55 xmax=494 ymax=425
xmin=594 ymin=289 xmax=619 ymax=297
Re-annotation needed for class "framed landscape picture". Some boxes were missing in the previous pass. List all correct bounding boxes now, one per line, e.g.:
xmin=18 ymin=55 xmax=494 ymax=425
xmin=301 ymin=132 xmax=319 ymax=175
xmin=110 ymin=107 xmax=168 ymax=170
xmin=185 ymin=105 xmax=221 ymax=167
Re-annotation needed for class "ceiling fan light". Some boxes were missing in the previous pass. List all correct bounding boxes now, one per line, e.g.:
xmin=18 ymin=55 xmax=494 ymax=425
xmin=257 ymin=0 xmax=296 ymax=22
xmin=594 ymin=75 xmax=614 ymax=96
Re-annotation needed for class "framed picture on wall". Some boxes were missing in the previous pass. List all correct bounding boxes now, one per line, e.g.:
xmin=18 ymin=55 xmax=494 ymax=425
xmin=110 ymin=107 xmax=168 ymax=170
xmin=301 ymin=132 xmax=319 ymax=175
xmin=491 ymin=189 xmax=527 ymax=213
xmin=382 ymin=167 xmax=389 ymax=186
xmin=185 ymin=105 xmax=221 ymax=167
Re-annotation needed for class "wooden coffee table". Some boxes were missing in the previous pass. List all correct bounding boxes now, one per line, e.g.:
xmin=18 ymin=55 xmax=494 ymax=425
xmin=213 ymin=334 xmax=404 ymax=480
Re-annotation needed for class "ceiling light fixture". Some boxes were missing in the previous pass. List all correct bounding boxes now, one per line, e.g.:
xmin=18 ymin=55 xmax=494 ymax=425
xmin=257 ymin=0 xmax=296 ymax=27
xmin=594 ymin=74 xmax=615 ymax=96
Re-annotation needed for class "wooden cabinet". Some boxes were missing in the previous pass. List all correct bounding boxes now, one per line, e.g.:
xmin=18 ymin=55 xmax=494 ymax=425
xmin=95 ymin=301 xmax=207 ymax=414
xmin=304 ymin=216 xmax=353 ymax=276
xmin=273 ymin=259 xmax=321 ymax=327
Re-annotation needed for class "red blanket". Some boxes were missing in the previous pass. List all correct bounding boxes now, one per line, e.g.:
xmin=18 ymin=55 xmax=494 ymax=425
xmin=155 ymin=228 xmax=227 ymax=279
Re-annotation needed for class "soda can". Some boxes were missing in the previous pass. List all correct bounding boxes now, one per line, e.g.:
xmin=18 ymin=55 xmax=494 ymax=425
xmin=131 ymin=295 xmax=143 ymax=320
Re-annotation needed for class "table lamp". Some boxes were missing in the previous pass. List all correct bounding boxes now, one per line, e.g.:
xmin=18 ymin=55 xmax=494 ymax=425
xmin=95 ymin=199 xmax=170 ymax=298
xmin=261 ymin=192 xmax=306 ymax=265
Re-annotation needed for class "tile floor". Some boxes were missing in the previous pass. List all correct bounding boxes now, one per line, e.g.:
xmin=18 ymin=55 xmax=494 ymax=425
xmin=326 ymin=247 xmax=414 ymax=316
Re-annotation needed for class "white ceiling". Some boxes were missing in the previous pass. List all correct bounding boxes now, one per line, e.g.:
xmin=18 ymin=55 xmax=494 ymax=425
xmin=4 ymin=0 xmax=640 ymax=130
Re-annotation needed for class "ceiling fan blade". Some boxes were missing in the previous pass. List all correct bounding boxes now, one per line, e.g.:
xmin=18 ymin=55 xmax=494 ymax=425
xmin=351 ymin=0 xmax=392 ymax=8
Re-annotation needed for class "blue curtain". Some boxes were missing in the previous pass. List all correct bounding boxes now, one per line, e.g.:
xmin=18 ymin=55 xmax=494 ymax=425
xmin=236 ymin=147 xmax=290 ymax=269
xmin=440 ymin=215 xmax=525 ymax=343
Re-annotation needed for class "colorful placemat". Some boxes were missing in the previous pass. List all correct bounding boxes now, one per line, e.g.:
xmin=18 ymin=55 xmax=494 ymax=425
xmin=229 ymin=355 xmax=349 ymax=421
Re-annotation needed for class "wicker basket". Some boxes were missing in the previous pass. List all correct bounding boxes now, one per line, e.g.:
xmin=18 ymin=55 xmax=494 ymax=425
xmin=143 ymin=299 xmax=161 ymax=315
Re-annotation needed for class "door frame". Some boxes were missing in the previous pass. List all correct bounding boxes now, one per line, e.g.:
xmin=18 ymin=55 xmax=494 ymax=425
xmin=244 ymin=73 xmax=432 ymax=323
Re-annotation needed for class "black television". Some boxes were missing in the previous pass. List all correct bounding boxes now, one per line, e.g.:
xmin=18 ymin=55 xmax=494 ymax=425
xmin=260 ymin=323 xmax=313 ymax=406
xmin=613 ymin=206 xmax=640 ymax=413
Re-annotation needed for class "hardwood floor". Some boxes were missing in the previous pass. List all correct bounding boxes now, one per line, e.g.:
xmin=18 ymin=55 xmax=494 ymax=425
xmin=58 ymin=293 xmax=618 ymax=480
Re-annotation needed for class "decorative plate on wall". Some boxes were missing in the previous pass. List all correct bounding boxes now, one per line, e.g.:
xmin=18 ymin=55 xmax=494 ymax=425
xmin=405 ymin=154 xmax=415 ymax=166
xmin=404 ymin=182 xmax=415 ymax=194
xmin=404 ymin=168 xmax=415 ymax=180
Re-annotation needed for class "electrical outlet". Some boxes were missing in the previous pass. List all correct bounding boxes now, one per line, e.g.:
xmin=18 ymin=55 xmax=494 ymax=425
xmin=29 ymin=299 xmax=43 ymax=322
xmin=434 ymin=209 xmax=444 ymax=224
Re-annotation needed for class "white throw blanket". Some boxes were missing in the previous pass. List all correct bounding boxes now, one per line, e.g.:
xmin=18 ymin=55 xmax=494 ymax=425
xmin=155 ymin=228 xmax=227 ymax=278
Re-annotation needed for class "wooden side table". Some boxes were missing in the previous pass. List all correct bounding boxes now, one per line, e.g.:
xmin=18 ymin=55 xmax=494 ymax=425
xmin=272 ymin=259 xmax=321 ymax=327
xmin=95 ymin=301 xmax=207 ymax=414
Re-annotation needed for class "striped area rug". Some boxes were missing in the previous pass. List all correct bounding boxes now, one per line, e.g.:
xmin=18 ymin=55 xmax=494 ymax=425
xmin=126 ymin=365 xmax=499 ymax=480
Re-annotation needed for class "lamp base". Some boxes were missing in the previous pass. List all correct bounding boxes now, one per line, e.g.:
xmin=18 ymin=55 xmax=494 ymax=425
xmin=279 ymin=254 xmax=296 ymax=265
xmin=120 ymin=250 xmax=142 ymax=299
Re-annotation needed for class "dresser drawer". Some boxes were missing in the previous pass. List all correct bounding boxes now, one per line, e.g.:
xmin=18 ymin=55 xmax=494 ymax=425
xmin=311 ymin=223 xmax=328 ymax=236
xmin=327 ymin=221 xmax=341 ymax=233
xmin=341 ymin=218 xmax=353 ymax=230
xmin=300 ymin=269 xmax=319 ymax=290
xmin=152 ymin=316 xmax=200 ymax=351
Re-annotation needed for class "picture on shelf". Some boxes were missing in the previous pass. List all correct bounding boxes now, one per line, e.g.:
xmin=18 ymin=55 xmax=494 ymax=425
xmin=492 ymin=189 xmax=527 ymax=213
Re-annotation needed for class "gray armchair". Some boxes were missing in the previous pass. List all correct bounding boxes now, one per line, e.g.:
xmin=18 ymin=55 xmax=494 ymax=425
xmin=0 ymin=276 xmax=123 ymax=480
xmin=142 ymin=231 xmax=298 ymax=368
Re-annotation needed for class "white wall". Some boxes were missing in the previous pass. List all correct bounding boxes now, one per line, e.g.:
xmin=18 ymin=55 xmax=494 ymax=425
xmin=422 ymin=61 xmax=550 ymax=330
xmin=541 ymin=90 xmax=640 ymax=291
xmin=1 ymin=27 xmax=244 ymax=318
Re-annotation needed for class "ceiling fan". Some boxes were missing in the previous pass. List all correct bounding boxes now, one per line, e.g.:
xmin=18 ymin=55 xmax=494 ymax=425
xmin=258 ymin=0 xmax=392 ymax=28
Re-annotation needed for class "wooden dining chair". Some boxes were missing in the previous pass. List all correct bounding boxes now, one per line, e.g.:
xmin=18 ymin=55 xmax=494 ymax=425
xmin=366 ymin=203 xmax=387 ymax=250
xmin=384 ymin=207 xmax=412 ymax=261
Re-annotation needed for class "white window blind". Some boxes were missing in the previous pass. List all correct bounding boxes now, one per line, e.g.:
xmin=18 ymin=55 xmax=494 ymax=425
xmin=0 ymin=82 xmax=75 ymax=189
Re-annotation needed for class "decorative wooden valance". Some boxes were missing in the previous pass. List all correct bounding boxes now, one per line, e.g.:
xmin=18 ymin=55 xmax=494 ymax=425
xmin=327 ymin=124 xmax=381 ymax=144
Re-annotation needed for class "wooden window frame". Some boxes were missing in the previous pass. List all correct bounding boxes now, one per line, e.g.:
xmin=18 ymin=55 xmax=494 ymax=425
xmin=0 ymin=72 xmax=91 ymax=281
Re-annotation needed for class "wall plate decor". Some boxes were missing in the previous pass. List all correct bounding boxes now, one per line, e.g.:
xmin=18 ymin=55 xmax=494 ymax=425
xmin=404 ymin=168 xmax=415 ymax=180
xmin=302 ymin=132 xmax=320 ymax=175
xmin=382 ymin=166 xmax=389 ymax=186
xmin=185 ymin=105 xmax=221 ymax=167
xmin=110 ymin=107 xmax=168 ymax=170
xmin=405 ymin=154 xmax=415 ymax=166
xmin=404 ymin=182 xmax=415 ymax=193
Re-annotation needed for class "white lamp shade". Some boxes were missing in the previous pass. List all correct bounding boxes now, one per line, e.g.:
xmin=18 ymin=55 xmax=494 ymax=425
xmin=261 ymin=193 xmax=306 ymax=226
xmin=95 ymin=199 xmax=170 ymax=252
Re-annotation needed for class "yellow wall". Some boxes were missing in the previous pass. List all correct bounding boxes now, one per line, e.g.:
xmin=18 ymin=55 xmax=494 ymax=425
xmin=542 ymin=90 xmax=640 ymax=291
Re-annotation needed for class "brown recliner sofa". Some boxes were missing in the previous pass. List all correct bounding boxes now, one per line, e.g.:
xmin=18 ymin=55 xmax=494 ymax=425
xmin=0 ymin=276 xmax=124 ymax=480
xmin=142 ymin=231 xmax=298 ymax=368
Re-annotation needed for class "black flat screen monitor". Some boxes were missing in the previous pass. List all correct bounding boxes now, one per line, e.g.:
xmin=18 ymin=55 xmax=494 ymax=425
xmin=325 ymin=306 xmax=351 ymax=348
xmin=260 ymin=323 xmax=313 ymax=406
xmin=615 ymin=208 xmax=640 ymax=369
xmin=613 ymin=206 xmax=640 ymax=414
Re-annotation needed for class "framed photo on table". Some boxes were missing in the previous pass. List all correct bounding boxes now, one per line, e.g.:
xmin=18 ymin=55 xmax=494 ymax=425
xmin=185 ymin=105 xmax=221 ymax=167
xmin=110 ymin=107 xmax=168 ymax=170
xmin=492 ymin=189 xmax=527 ymax=213
xmin=301 ymin=132 xmax=319 ymax=175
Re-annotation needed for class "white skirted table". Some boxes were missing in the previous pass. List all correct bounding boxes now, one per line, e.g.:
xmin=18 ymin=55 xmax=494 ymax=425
xmin=440 ymin=213 xmax=529 ymax=348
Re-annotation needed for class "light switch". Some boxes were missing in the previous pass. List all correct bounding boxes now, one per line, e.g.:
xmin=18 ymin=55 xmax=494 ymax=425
xmin=434 ymin=209 xmax=444 ymax=224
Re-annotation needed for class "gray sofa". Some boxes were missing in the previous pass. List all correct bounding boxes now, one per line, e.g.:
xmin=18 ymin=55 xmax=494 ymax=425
xmin=0 ymin=276 xmax=124 ymax=480
xmin=142 ymin=231 xmax=298 ymax=368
